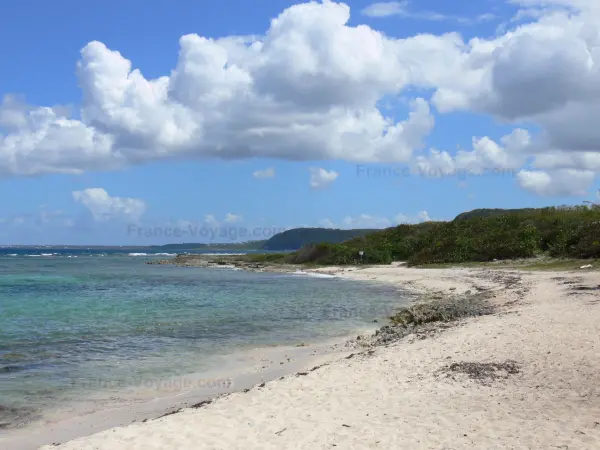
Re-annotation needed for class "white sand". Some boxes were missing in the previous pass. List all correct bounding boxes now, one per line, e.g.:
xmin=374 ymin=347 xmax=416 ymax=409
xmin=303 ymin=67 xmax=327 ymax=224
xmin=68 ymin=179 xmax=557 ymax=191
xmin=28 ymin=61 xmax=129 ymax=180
xmin=13 ymin=264 xmax=600 ymax=449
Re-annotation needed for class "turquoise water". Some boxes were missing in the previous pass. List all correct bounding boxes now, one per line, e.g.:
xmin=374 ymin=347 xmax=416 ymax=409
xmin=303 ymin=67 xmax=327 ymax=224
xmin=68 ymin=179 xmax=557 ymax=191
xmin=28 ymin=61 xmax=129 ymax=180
xmin=0 ymin=252 xmax=403 ymax=428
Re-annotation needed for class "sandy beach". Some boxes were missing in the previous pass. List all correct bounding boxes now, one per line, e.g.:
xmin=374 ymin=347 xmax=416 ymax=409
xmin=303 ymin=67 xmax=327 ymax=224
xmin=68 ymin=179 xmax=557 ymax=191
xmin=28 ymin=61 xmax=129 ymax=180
xmin=7 ymin=263 xmax=600 ymax=449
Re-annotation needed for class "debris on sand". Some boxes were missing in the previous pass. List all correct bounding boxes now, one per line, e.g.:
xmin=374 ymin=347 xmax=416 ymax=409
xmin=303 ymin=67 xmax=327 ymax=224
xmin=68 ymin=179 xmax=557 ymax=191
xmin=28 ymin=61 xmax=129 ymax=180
xmin=439 ymin=360 xmax=520 ymax=384
xmin=571 ymin=284 xmax=600 ymax=291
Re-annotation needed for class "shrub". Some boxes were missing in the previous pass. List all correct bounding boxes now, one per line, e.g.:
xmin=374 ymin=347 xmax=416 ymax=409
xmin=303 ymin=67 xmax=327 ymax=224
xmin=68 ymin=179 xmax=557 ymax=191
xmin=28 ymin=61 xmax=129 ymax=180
xmin=286 ymin=206 xmax=600 ymax=266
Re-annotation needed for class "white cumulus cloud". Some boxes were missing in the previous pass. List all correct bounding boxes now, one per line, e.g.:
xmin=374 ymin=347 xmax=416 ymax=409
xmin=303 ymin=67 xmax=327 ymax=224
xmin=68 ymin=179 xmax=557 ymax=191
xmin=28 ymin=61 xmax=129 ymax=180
xmin=3 ymin=0 xmax=600 ymax=199
xmin=309 ymin=167 xmax=339 ymax=189
xmin=204 ymin=214 xmax=219 ymax=226
xmin=0 ymin=1 xmax=436 ymax=177
xmin=72 ymin=188 xmax=146 ymax=221
xmin=318 ymin=218 xmax=337 ymax=228
xmin=516 ymin=169 xmax=595 ymax=196
xmin=394 ymin=210 xmax=432 ymax=224
xmin=414 ymin=129 xmax=531 ymax=177
xmin=224 ymin=213 xmax=243 ymax=223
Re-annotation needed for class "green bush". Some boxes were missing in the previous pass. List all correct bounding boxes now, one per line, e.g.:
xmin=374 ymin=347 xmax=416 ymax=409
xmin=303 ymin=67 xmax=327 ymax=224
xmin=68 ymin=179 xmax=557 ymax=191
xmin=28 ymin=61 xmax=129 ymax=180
xmin=287 ymin=205 xmax=600 ymax=266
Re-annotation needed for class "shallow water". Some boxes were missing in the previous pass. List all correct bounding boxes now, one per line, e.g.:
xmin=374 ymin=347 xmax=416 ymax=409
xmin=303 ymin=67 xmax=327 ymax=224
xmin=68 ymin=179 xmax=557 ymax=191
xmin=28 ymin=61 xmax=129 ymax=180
xmin=0 ymin=252 xmax=405 ymax=428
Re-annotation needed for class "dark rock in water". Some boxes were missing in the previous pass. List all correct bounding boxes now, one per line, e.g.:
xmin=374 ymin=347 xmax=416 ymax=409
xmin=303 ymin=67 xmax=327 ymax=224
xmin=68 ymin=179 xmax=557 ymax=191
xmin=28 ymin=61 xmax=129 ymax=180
xmin=0 ymin=404 xmax=38 ymax=429
xmin=190 ymin=399 xmax=213 ymax=409
xmin=1 ymin=365 xmax=24 ymax=373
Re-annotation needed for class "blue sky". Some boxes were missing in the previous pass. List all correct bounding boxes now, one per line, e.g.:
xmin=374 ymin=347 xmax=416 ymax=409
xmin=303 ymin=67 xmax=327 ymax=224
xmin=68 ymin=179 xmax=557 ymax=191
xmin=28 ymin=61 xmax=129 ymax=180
xmin=1 ymin=0 xmax=599 ymax=244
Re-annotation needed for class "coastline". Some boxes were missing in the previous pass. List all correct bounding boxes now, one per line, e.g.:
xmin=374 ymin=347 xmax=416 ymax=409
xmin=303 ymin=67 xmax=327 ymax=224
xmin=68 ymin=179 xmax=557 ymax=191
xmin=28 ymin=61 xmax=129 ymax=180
xmin=7 ymin=262 xmax=600 ymax=449
xmin=1 ymin=264 xmax=407 ymax=450
xmin=1 ymin=333 xmax=366 ymax=450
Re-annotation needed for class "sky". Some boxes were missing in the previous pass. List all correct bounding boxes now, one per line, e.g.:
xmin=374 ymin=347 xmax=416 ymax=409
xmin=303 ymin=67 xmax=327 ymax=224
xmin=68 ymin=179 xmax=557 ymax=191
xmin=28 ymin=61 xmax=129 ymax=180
xmin=2 ymin=0 xmax=600 ymax=245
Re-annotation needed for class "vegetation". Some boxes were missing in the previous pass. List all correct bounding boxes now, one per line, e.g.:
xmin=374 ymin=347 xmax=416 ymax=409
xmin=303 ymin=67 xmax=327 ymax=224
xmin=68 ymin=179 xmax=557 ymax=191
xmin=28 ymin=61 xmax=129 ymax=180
xmin=285 ymin=206 xmax=600 ymax=266
xmin=453 ymin=208 xmax=539 ymax=221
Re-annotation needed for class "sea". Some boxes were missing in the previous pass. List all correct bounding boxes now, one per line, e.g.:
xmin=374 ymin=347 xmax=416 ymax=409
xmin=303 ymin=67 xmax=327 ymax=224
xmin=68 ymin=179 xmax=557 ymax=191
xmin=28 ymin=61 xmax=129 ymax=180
xmin=0 ymin=247 xmax=406 ymax=430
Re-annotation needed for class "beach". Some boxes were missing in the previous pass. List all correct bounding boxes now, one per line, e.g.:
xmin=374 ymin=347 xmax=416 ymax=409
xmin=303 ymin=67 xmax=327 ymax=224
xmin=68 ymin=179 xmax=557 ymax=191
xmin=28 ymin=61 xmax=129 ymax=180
xmin=0 ymin=253 xmax=403 ymax=449
xmin=5 ymin=262 xmax=596 ymax=449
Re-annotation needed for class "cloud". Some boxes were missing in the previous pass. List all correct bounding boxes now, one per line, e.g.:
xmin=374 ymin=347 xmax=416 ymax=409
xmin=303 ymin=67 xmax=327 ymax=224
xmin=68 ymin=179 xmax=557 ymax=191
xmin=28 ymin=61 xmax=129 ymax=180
xmin=2 ymin=0 xmax=600 ymax=199
xmin=0 ymin=94 xmax=30 ymax=129
xmin=309 ymin=167 xmax=339 ymax=189
xmin=0 ymin=214 xmax=30 ymax=227
xmin=529 ymin=151 xmax=600 ymax=180
xmin=0 ymin=208 xmax=76 ymax=232
xmin=318 ymin=218 xmax=336 ymax=228
xmin=425 ymin=2 xmax=600 ymax=164
xmin=224 ymin=213 xmax=243 ymax=223
xmin=414 ymin=129 xmax=531 ymax=177
xmin=361 ymin=1 xmax=496 ymax=24
xmin=516 ymin=169 xmax=595 ymax=196
xmin=204 ymin=214 xmax=219 ymax=226
xmin=362 ymin=1 xmax=407 ymax=17
xmin=417 ymin=210 xmax=431 ymax=221
xmin=394 ymin=210 xmax=432 ymax=224
xmin=253 ymin=167 xmax=275 ymax=179
xmin=326 ymin=210 xmax=433 ymax=228
xmin=72 ymin=188 xmax=146 ymax=221
xmin=0 ymin=2 xmax=436 ymax=177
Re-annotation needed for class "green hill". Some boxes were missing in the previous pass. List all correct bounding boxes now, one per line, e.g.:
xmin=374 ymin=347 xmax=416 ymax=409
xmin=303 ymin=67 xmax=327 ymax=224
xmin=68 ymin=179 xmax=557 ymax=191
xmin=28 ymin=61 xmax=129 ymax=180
xmin=453 ymin=208 xmax=539 ymax=221
xmin=262 ymin=228 xmax=378 ymax=251
xmin=286 ymin=206 xmax=600 ymax=266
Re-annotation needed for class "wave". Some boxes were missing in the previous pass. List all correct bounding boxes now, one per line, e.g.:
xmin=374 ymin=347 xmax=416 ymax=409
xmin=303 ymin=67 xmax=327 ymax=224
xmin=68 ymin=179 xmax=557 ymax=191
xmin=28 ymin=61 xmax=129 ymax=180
xmin=128 ymin=253 xmax=148 ymax=257
xmin=292 ymin=270 xmax=337 ymax=279
xmin=152 ymin=253 xmax=176 ymax=256
xmin=7 ymin=254 xmax=17 ymax=257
